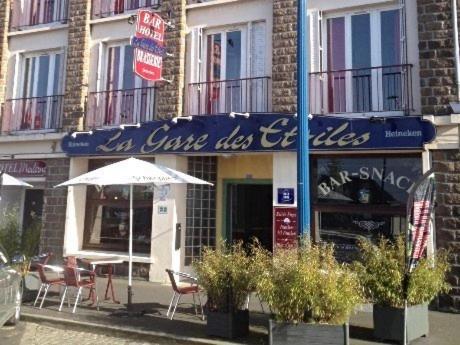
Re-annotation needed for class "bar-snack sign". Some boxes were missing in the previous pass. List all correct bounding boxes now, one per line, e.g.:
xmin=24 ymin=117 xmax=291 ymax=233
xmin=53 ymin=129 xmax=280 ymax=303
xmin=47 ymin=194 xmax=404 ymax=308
xmin=274 ymin=207 xmax=298 ymax=249
xmin=133 ymin=10 xmax=165 ymax=82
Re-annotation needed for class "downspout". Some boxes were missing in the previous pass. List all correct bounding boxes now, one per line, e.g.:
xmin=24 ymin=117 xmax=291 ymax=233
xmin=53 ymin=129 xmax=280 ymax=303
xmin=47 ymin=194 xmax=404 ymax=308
xmin=453 ymin=0 xmax=460 ymax=101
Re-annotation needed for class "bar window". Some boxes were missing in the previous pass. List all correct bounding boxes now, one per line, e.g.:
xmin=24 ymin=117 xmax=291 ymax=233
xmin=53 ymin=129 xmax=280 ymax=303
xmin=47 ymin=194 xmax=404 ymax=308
xmin=83 ymin=159 xmax=153 ymax=254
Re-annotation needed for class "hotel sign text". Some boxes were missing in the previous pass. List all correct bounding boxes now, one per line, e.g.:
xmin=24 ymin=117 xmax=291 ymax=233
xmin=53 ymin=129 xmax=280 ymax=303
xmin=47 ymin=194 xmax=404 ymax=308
xmin=61 ymin=114 xmax=436 ymax=156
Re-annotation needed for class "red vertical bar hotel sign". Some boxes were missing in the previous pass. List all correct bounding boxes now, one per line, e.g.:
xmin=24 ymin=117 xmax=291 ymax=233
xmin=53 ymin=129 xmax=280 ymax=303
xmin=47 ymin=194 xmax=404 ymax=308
xmin=133 ymin=10 xmax=165 ymax=82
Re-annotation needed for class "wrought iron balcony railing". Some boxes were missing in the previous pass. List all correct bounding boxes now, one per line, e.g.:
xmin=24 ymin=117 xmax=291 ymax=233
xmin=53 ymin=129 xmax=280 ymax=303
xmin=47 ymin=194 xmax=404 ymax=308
xmin=92 ymin=0 xmax=161 ymax=19
xmin=1 ymin=95 xmax=63 ymax=134
xmin=309 ymin=64 xmax=413 ymax=115
xmin=85 ymin=86 xmax=157 ymax=128
xmin=186 ymin=76 xmax=271 ymax=116
xmin=9 ymin=0 xmax=69 ymax=31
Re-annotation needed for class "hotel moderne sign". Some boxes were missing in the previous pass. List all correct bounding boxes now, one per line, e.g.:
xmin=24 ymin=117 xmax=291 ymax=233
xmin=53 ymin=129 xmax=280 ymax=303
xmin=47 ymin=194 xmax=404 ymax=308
xmin=61 ymin=114 xmax=436 ymax=156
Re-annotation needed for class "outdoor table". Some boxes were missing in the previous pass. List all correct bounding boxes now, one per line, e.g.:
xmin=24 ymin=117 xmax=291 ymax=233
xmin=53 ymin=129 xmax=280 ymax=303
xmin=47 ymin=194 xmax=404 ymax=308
xmin=79 ymin=256 xmax=124 ymax=304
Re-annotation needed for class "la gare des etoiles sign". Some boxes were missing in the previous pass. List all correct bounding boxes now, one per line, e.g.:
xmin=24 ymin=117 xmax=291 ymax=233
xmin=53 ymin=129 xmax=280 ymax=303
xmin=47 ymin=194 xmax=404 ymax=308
xmin=61 ymin=114 xmax=436 ymax=156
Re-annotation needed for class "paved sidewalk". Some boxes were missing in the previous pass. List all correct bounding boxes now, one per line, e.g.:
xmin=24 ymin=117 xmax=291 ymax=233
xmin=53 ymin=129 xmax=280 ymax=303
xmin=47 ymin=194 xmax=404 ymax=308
xmin=21 ymin=277 xmax=460 ymax=345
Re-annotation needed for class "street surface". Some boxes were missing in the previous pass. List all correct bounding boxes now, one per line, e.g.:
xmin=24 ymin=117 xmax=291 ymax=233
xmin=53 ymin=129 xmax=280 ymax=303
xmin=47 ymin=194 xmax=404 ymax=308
xmin=1 ymin=321 xmax=189 ymax=345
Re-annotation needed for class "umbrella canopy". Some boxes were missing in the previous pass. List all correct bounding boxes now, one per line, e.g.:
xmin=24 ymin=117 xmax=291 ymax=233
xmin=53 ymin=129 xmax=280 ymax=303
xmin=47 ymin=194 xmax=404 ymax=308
xmin=56 ymin=157 xmax=212 ymax=187
xmin=0 ymin=172 xmax=33 ymax=188
xmin=56 ymin=157 xmax=212 ymax=311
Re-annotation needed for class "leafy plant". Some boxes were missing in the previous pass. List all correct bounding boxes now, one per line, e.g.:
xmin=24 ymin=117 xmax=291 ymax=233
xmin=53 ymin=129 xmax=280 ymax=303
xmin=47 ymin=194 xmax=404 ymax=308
xmin=353 ymin=236 xmax=450 ymax=308
xmin=0 ymin=210 xmax=42 ymax=276
xmin=193 ymin=241 xmax=257 ymax=312
xmin=254 ymin=242 xmax=363 ymax=325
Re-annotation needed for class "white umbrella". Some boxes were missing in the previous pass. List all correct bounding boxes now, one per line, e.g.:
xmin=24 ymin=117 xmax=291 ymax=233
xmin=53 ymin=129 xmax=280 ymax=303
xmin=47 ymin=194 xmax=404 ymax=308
xmin=56 ymin=157 xmax=212 ymax=310
xmin=0 ymin=171 xmax=33 ymax=188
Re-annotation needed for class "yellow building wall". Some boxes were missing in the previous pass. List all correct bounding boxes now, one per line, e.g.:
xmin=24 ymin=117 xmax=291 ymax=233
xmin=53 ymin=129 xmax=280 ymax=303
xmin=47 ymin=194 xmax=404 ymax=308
xmin=216 ymin=154 xmax=273 ymax=242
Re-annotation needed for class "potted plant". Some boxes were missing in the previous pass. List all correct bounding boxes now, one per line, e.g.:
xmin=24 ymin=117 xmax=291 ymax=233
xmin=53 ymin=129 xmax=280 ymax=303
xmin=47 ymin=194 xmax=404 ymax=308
xmin=254 ymin=241 xmax=362 ymax=345
xmin=353 ymin=236 xmax=450 ymax=344
xmin=193 ymin=241 xmax=256 ymax=339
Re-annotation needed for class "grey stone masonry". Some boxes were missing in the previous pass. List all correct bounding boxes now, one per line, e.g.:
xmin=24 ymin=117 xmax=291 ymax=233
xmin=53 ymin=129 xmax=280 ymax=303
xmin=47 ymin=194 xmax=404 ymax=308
xmin=0 ymin=0 xmax=10 ymax=105
xmin=156 ymin=0 xmax=186 ymax=119
xmin=272 ymin=0 xmax=297 ymax=113
xmin=62 ymin=0 xmax=92 ymax=130
xmin=41 ymin=159 xmax=70 ymax=259
xmin=417 ymin=0 xmax=457 ymax=115
xmin=432 ymin=150 xmax=460 ymax=312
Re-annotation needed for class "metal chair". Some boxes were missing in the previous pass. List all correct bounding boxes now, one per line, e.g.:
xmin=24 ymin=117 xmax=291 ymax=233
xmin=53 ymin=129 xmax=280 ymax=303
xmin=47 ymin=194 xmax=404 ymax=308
xmin=59 ymin=265 xmax=99 ymax=313
xmin=165 ymin=269 xmax=204 ymax=320
xmin=33 ymin=263 xmax=66 ymax=309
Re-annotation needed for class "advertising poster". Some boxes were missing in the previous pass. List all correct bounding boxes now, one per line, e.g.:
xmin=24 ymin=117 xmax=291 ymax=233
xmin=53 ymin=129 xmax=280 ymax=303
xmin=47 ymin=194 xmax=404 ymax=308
xmin=274 ymin=207 xmax=298 ymax=249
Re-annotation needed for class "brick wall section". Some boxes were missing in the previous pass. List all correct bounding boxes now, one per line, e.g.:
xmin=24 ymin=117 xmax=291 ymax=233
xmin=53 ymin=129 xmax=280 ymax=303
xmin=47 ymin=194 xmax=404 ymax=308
xmin=156 ymin=0 xmax=186 ymax=119
xmin=272 ymin=0 xmax=297 ymax=113
xmin=40 ymin=159 xmax=70 ymax=258
xmin=62 ymin=0 xmax=92 ymax=130
xmin=417 ymin=0 xmax=457 ymax=115
xmin=0 ymin=0 xmax=10 ymax=104
xmin=432 ymin=150 xmax=460 ymax=311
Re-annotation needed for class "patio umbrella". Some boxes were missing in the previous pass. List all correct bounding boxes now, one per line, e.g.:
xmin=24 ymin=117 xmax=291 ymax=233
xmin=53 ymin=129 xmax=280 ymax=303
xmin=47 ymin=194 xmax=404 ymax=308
xmin=56 ymin=157 xmax=212 ymax=310
xmin=0 ymin=171 xmax=33 ymax=188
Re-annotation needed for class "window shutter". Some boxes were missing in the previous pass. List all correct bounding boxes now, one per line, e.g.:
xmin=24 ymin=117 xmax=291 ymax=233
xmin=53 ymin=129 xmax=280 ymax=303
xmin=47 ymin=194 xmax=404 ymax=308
xmin=189 ymin=26 xmax=203 ymax=83
xmin=308 ymin=9 xmax=322 ymax=73
xmin=250 ymin=21 xmax=266 ymax=78
xmin=96 ymin=42 xmax=106 ymax=92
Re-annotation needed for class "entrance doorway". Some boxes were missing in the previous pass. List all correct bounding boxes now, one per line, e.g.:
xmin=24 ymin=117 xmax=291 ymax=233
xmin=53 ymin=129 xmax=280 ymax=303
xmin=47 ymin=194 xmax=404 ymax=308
xmin=225 ymin=181 xmax=273 ymax=251
xmin=22 ymin=189 xmax=44 ymax=231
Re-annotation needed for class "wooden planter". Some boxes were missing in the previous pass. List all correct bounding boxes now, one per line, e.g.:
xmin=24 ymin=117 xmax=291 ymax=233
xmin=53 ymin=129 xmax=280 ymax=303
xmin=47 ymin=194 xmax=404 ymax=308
xmin=206 ymin=309 xmax=249 ymax=339
xmin=373 ymin=304 xmax=428 ymax=344
xmin=269 ymin=320 xmax=349 ymax=345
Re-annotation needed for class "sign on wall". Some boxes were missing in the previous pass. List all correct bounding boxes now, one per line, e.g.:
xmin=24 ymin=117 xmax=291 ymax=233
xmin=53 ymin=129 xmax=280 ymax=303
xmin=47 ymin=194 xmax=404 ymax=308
xmin=277 ymin=188 xmax=295 ymax=205
xmin=0 ymin=160 xmax=46 ymax=177
xmin=132 ymin=10 xmax=165 ymax=82
xmin=62 ymin=114 xmax=437 ymax=156
xmin=274 ymin=207 xmax=298 ymax=249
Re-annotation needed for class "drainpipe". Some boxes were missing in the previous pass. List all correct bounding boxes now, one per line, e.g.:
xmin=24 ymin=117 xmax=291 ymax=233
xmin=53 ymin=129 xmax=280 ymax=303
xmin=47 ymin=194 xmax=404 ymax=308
xmin=453 ymin=0 xmax=460 ymax=102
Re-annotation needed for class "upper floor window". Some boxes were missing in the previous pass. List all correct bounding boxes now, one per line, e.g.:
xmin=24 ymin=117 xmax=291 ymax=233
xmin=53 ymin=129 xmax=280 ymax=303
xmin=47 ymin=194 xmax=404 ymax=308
xmin=310 ymin=8 xmax=413 ymax=116
xmin=91 ymin=0 xmax=161 ymax=19
xmin=9 ymin=0 xmax=69 ymax=31
xmin=187 ymin=22 xmax=270 ymax=115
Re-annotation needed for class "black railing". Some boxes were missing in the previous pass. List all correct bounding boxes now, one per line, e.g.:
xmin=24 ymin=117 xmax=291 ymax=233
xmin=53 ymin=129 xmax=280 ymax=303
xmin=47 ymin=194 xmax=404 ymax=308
xmin=92 ymin=0 xmax=161 ymax=19
xmin=186 ymin=77 xmax=271 ymax=116
xmin=1 ymin=95 xmax=63 ymax=134
xmin=309 ymin=64 xmax=413 ymax=115
xmin=86 ymin=86 xmax=157 ymax=128
xmin=9 ymin=0 xmax=68 ymax=31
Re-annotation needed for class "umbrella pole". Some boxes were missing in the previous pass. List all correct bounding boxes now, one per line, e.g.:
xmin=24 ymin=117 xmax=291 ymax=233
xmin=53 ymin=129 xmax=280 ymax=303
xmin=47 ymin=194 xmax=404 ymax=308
xmin=128 ymin=184 xmax=133 ymax=310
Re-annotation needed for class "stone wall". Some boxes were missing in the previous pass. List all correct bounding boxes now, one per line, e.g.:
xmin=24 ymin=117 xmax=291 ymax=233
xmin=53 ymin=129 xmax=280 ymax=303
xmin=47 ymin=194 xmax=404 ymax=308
xmin=41 ymin=159 xmax=70 ymax=258
xmin=417 ymin=0 xmax=456 ymax=115
xmin=0 ymin=0 xmax=10 ymax=105
xmin=432 ymin=150 xmax=460 ymax=311
xmin=62 ymin=0 xmax=92 ymax=130
xmin=272 ymin=0 xmax=297 ymax=113
xmin=156 ymin=0 xmax=186 ymax=118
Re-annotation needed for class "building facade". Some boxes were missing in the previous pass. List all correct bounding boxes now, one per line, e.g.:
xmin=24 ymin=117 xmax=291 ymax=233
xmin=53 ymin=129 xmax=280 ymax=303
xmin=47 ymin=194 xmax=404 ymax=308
xmin=0 ymin=0 xmax=457 ymax=310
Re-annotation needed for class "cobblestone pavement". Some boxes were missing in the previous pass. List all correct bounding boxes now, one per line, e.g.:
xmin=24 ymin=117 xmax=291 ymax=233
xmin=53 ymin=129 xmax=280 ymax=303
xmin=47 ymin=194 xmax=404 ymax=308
xmin=1 ymin=321 xmax=189 ymax=345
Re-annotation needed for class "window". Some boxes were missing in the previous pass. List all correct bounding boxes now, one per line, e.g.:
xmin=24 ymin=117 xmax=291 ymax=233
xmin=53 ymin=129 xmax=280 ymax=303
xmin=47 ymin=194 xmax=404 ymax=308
xmin=92 ymin=0 xmax=160 ymax=19
xmin=83 ymin=159 xmax=153 ymax=254
xmin=324 ymin=8 xmax=405 ymax=114
xmin=10 ymin=0 xmax=69 ymax=31
xmin=312 ymin=156 xmax=422 ymax=262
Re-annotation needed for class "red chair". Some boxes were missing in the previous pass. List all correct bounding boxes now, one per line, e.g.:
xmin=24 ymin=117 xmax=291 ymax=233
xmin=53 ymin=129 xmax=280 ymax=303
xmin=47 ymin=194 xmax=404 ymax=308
xmin=30 ymin=252 xmax=54 ymax=272
xmin=59 ymin=265 xmax=99 ymax=313
xmin=33 ymin=263 xmax=65 ymax=309
xmin=165 ymin=269 xmax=204 ymax=320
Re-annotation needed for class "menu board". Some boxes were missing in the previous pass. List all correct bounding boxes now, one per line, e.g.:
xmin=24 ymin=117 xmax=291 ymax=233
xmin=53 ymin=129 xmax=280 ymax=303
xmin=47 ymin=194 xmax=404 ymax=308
xmin=273 ymin=207 xmax=298 ymax=249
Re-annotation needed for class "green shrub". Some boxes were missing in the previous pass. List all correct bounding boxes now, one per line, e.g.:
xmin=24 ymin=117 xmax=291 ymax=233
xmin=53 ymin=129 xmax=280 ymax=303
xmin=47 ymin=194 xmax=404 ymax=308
xmin=193 ymin=241 xmax=256 ymax=312
xmin=255 ymin=242 xmax=363 ymax=325
xmin=353 ymin=236 xmax=450 ymax=308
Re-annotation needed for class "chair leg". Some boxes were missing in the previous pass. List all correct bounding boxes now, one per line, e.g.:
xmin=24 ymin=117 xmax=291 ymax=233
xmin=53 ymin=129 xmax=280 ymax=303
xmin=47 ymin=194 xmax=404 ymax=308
xmin=94 ymin=284 xmax=99 ymax=311
xmin=170 ymin=294 xmax=181 ymax=320
xmin=39 ymin=284 xmax=50 ymax=309
xmin=166 ymin=292 xmax=176 ymax=318
xmin=34 ymin=284 xmax=44 ymax=307
xmin=73 ymin=287 xmax=82 ymax=314
xmin=198 ymin=292 xmax=205 ymax=321
xmin=192 ymin=293 xmax=198 ymax=316
xmin=59 ymin=286 xmax=68 ymax=312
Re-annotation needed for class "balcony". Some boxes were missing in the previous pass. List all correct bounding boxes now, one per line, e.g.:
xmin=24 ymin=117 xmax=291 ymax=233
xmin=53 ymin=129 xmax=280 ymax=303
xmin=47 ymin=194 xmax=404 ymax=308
xmin=92 ymin=0 xmax=161 ymax=19
xmin=186 ymin=77 xmax=271 ymax=116
xmin=9 ymin=0 xmax=69 ymax=31
xmin=85 ymin=86 xmax=157 ymax=128
xmin=310 ymin=64 xmax=413 ymax=116
xmin=1 ymin=95 xmax=63 ymax=134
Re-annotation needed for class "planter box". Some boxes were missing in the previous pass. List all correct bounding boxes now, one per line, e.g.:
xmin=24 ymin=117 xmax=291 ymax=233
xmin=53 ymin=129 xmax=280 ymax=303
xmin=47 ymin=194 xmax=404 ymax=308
xmin=373 ymin=304 xmax=428 ymax=344
xmin=22 ymin=272 xmax=40 ymax=302
xmin=206 ymin=309 xmax=249 ymax=339
xmin=269 ymin=320 xmax=349 ymax=345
